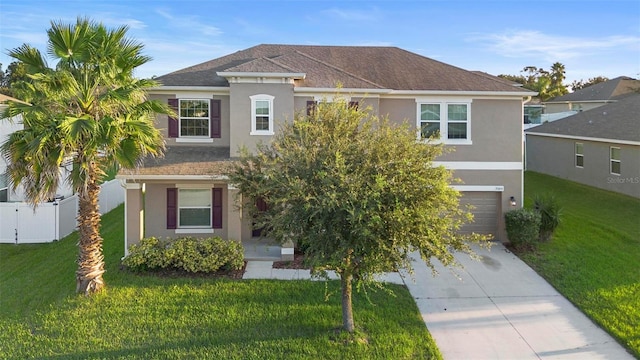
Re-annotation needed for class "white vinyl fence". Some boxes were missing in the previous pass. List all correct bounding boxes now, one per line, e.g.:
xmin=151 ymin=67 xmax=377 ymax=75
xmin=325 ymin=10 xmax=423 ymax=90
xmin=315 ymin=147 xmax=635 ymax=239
xmin=0 ymin=179 xmax=124 ymax=244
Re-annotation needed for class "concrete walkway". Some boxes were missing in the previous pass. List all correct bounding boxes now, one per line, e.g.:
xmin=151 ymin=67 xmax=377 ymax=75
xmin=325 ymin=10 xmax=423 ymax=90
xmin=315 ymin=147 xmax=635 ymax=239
xmin=243 ymin=243 xmax=634 ymax=359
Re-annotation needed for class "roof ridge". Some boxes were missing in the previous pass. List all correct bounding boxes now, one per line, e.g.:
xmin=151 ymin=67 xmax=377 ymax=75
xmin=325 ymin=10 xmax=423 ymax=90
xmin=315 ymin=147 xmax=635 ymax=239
xmin=293 ymin=50 xmax=386 ymax=89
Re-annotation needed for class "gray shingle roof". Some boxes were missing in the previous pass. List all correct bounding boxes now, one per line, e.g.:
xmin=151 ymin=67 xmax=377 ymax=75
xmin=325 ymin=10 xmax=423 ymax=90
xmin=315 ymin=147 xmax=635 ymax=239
xmin=546 ymin=76 xmax=640 ymax=103
xmin=118 ymin=146 xmax=235 ymax=176
xmin=155 ymin=44 xmax=532 ymax=92
xmin=526 ymin=93 xmax=640 ymax=142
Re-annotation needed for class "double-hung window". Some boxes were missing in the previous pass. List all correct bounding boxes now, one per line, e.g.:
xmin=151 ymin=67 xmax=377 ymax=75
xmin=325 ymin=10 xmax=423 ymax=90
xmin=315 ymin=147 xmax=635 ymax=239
xmin=167 ymin=188 xmax=223 ymax=231
xmin=447 ymin=104 xmax=469 ymax=139
xmin=575 ymin=143 xmax=584 ymax=168
xmin=419 ymin=104 xmax=441 ymax=139
xmin=610 ymin=147 xmax=621 ymax=175
xmin=167 ymin=98 xmax=221 ymax=140
xmin=179 ymin=189 xmax=211 ymax=227
xmin=180 ymin=100 xmax=210 ymax=137
xmin=416 ymin=100 xmax=471 ymax=144
xmin=250 ymin=94 xmax=274 ymax=135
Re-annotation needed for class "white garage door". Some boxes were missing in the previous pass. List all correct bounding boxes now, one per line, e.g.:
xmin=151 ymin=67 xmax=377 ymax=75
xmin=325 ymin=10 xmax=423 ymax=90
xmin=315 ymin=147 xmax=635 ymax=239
xmin=459 ymin=192 xmax=499 ymax=237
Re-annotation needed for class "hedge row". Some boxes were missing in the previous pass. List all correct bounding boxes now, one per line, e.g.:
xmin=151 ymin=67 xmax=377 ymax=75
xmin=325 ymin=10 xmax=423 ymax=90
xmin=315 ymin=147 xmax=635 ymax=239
xmin=122 ymin=236 xmax=244 ymax=273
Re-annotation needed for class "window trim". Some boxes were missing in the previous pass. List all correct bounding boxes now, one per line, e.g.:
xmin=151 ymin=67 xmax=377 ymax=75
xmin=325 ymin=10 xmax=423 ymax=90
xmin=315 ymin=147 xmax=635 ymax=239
xmin=416 ymin=99 xmax=472 ymax=145
xmin=250 ymin=94 xmax=275 ymax=135
xmin=575 ymin=142 xmax=584 ymax=168
xmin=178 ymin=188 xmax=212 ymax=228
xmin=179 ymin=99 xmax=211 ymax=138
xmin=610 ymin=146 xmax=621 ymax=175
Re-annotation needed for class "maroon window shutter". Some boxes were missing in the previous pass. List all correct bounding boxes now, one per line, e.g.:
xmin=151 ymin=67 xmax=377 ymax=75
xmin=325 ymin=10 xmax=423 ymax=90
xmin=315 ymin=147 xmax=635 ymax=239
xmin=167 ymin=188 xmax=177 ymax=229
xmin=210 ymin=99 xmax=221 ymax=138
xmin=212 ymin=188 xmax=223 ymax=229
xmin=306 ymin=101 xmax=316 ymax=116
xmin=348 ymin=101 xmax=359 ymax=110
xmin=168 ymin=99 xmax=179 ymax=138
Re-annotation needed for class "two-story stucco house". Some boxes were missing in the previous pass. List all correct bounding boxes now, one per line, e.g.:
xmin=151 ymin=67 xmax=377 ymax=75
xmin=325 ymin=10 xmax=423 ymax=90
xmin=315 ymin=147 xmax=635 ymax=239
xmin=117 ymin=44 xmax=535 ymax=258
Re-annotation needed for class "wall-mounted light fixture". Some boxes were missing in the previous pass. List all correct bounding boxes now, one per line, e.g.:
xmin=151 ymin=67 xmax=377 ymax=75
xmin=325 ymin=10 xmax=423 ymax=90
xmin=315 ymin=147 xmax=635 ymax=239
xmin=510 ymin=196 xmax=517 ymax=207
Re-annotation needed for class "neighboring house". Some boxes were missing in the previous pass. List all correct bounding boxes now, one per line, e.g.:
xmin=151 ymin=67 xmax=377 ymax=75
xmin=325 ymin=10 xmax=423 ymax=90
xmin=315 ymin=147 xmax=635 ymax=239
xmin=0 ymin=94 xmax=25 ymax=202
xmin=526 ymin=93 xmax=640 ymax=198
xmin=117 ymin=44 xmax=535 ymax=257
xmin=544 ymin=76 xmax=640 ymax=114
xmin=0 ymin=94 xmax=73 ymax=202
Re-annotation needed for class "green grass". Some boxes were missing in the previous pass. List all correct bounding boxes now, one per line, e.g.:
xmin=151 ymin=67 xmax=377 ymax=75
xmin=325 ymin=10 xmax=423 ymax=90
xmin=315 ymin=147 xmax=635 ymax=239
xmin=0 ymin=205 xmax=441 ymax=359
xmin=521 ymin=171 xmax=640 ymax=357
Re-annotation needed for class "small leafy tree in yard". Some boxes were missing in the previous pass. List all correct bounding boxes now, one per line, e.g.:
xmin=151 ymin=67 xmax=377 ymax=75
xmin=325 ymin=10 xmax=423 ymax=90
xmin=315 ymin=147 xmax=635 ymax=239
xmin=533 ymin=194 xmax=562 ymax=242
xmin=505 ymin=208 xmax=541 ymax=249
xmin=228 ymin=97 xmax=490 ymax=333
xmin=0 ymin=18 xmax=167 ymax=295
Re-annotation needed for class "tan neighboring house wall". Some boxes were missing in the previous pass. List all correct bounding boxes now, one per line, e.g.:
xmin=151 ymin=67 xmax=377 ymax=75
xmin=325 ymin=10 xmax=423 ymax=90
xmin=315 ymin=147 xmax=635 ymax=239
xmin=526 ymin=136 xmax=640 ymax=198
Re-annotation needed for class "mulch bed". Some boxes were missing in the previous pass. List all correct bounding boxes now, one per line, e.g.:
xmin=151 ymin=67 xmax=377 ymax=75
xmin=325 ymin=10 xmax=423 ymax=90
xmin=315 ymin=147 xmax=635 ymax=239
xmin=272 ymin=253 xmax=309 ymax=269
xmin=121 ymin=261 xmax=247 ymax=280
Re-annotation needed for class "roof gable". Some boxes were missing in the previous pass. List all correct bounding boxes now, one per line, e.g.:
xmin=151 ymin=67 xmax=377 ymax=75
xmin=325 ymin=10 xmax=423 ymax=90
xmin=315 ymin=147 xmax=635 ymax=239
xmin=155 ymin=44 xmax=533 ymax=93
xmin=526 ymin=93 xmax=640 ymax=142
xmin=547 ymin=76 xmax=640 ymax=103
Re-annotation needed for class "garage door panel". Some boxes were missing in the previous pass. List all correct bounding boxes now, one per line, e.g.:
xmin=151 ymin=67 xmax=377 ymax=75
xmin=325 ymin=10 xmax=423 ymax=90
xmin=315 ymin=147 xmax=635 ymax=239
xmin=459 ymin=192 xmax=499 ymax=236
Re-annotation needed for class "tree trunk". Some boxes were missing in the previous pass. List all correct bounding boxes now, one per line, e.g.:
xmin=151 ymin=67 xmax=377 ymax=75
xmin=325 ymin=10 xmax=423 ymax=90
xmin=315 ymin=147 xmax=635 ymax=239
xmin=76 ymin=163 xmax=105 ymax=295
xmin=341 ymin=272 xmax=355 ymax=332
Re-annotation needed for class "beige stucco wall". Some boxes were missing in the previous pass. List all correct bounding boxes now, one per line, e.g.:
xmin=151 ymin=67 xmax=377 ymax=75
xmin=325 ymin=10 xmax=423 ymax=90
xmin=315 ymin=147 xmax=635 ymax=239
xmin=149 ymin=93 xmax=231 ymax=148
xmin=143 ymin=182 xmax=230 ymax=240
xmin=378 ymin=98 xmax=523 ymax=162
xmin=453 ymin=169 xmax=522 ymax=242
xmin=526 ymin=135 xmax=640 ymax=198
xmin=228 ymin=83 xmax=295 ymax=156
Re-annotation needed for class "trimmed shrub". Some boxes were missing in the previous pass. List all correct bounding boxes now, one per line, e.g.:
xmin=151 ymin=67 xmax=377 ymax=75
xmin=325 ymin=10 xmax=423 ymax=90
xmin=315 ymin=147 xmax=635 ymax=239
xmin=533 ymin=194 xmax=562 ymax=242
xmin=123 ymin=236 xmax=244 ymax=273
xmin=505 ymin=208 xmax=541 ymax=248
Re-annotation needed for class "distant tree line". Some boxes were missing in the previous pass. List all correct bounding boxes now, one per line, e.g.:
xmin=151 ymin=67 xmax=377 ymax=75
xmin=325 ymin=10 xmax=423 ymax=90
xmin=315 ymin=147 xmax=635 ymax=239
xmin=498 ymin=62 xmax=608 ymax=101
xmin=0 ymin=61 xmax=28 ymax=96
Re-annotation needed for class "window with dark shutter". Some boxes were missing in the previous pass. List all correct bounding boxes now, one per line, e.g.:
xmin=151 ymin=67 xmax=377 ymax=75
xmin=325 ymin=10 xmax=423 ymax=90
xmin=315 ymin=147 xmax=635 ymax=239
xmin=212 ymin=188 xmax=223 ymax=229
xmin=166 ymin=188 xmax=177 ymax=229
xmin=168 ymin=99 xmax=179 ymax=138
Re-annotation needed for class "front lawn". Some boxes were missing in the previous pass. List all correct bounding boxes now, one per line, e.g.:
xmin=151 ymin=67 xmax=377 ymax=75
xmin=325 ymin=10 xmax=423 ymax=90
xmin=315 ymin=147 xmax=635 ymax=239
xmin=521 ymin=171 xmax=640 ymax=357
xmin=0 ymin=205 xmax=441 ymax=359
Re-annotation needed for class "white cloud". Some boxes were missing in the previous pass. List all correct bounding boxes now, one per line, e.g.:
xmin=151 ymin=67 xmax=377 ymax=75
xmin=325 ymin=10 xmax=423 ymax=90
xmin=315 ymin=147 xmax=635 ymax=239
xmin=322 ymin=7 xmax=380 ymax=21
xmin=154 ymin=8 xmax=222 ymax=37
xmin=472 ymin=30 xmax=640 ymax=62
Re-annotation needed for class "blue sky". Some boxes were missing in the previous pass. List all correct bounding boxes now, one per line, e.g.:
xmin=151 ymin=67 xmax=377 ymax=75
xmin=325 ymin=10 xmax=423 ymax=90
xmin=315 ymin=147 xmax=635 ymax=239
xmin=1 ymin=0 xmax=638 ymax=84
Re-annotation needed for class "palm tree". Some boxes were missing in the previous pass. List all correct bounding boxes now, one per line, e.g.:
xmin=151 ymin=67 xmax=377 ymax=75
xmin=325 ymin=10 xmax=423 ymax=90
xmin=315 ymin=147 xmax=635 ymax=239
xmin=0 ymin=18 xmax=166 ymax=295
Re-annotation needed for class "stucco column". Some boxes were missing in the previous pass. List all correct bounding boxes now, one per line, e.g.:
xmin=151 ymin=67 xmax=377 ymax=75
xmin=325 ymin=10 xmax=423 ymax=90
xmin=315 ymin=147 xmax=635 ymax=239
xmin=227 ymin=185 xmax=242 ymax=242
xmin=124 ymin=182 xmax=144 ymax=256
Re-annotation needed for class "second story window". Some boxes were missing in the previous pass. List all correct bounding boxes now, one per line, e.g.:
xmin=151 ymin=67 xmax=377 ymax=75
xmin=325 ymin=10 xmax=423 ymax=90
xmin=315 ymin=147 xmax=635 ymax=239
xmin=250 ymin=94 xmax=274 ymax=135
xmin=167 ymin=98 xmax=221 ymax=140
xmin=180 ymin=100 xmax=209 ymax=137
xmin=416 ymin=100 xmax=472 ymax=144
xmin=419 ymin=104 xmax=440 ymax=139
xmin=447 ymin=104 xmax=468 ymax=139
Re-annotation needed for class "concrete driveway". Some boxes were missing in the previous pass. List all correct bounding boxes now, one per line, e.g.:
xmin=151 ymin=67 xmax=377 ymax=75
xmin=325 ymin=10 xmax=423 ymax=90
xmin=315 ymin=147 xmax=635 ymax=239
xmin=403 ymin=243 xmax=634 ymax=359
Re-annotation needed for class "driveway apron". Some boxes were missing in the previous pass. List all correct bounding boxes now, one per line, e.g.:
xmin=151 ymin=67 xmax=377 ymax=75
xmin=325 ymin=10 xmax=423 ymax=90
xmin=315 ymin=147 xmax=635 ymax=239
xmin=403 ymin=243 xmax=634 ymax=359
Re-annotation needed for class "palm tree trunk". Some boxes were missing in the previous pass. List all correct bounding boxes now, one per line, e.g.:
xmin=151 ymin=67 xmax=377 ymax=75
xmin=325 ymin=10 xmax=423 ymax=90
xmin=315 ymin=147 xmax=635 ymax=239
xmin=76 ymin=162 xmax=105 ymax=295
xmin=341 ymin=272 xmax=355 ymax=332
